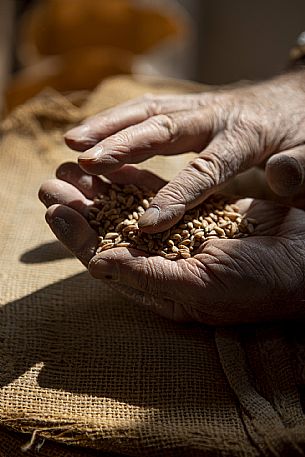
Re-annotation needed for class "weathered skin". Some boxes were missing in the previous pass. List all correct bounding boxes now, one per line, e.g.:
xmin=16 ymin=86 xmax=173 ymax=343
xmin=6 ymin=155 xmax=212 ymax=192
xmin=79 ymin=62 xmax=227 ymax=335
xmin=39 ymin=70 xmax=305 ymax=324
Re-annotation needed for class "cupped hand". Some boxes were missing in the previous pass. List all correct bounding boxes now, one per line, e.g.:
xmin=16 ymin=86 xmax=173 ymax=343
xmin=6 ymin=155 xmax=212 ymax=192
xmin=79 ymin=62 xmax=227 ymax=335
xmin=39 ymin=162 xmax=305 ymax=325
xmin=64 ymin=71 xmax=305 ymax=233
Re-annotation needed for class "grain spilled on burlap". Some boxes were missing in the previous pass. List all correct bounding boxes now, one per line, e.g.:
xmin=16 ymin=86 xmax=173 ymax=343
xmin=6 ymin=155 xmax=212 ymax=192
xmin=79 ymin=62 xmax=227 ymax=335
xmin=0 ymin=76 xmax=305 ymax=457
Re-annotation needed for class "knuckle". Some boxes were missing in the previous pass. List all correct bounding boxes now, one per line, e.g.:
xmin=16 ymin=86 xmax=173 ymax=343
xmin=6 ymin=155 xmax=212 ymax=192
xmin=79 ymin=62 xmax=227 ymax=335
xmin=165 ymin=184 xmax=187 ymax=203
xmin=150 ymin=113 xmax=179 ymax=143
xmin=230 ymin=115 xmax=266 ymax=162
xmin=106 ymin=131 xmax=132 ymax=154
xmin=227 ymin=100 xmax=273 ymax=155
xmin=232 ymin=113 xmax=261 ymax=139
xmin=144 ymin=100 xmax=162 ymax=117
xmin=188 ymin=155 xmax=222 ymax=188
xmin=153 ymin=171 xmax=198 ymax=208
xmin=141 ymin=93 xmax=162 ymax=117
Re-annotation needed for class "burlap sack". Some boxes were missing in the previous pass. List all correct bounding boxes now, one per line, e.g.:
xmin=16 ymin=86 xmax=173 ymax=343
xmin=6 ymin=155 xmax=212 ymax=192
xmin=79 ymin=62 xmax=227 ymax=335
xmin=1 ymin=76 xmax=305 ymax=457
xmin=0 ymin=425 xmax=112 ymax=457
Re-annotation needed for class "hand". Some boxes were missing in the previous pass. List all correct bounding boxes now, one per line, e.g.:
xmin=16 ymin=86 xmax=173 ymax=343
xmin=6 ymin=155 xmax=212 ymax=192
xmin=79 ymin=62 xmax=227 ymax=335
xmin=39 ymin=162 xmax=305 ymax=325
xmin=64 ymin=70 xmax=305 ymax=233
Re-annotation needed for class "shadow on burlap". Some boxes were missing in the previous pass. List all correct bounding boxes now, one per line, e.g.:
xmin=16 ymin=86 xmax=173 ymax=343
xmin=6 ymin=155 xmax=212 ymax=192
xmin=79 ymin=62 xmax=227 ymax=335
xmin=1 ymin=76 xmax=305 ymax=457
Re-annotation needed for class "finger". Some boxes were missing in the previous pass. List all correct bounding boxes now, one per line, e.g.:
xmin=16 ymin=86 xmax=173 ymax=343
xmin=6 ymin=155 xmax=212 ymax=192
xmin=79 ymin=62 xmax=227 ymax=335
xmin=56 ymin=162 xmax=110 ymax=199
xmin=56 ymin=162 xmax=166 ymax=198
xmin=78 ymin=108 xmax=216 ymax=175
xmin=88 ymin=247 xmax=203 ymax=307
xmin=64 ymin=94 xmax=203 ymax=151
xmin=45 ymin=204 xmax=98 ymax=267
xmin=265 ymin=145 xmax=305 ymax=196
xmin=39 ymin=178 xmax=91 ymax=215
xmin=230 ymin=197 xmax=305 ymax=237
xmin=138 ymin=130 xmax=252 ymax=232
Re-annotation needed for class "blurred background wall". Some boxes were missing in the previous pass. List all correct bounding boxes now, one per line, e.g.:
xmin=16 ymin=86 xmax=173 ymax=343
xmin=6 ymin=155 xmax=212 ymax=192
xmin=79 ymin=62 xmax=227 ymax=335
xmin=2 ymin=0 xmax=305 ymax=114
xmin=179 ymin=0 xmax=305 ymax=83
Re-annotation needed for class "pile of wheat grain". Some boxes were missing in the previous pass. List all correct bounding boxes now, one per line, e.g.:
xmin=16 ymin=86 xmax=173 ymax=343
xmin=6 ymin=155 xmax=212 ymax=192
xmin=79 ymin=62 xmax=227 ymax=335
xmin=88 ymin=183 xmax=255 ymax=260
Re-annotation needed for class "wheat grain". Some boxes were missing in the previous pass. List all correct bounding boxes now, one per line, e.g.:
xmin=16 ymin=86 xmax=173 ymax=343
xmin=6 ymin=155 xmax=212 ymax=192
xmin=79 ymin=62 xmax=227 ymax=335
xmin=88 ymin=183 xmax=256 ymax=260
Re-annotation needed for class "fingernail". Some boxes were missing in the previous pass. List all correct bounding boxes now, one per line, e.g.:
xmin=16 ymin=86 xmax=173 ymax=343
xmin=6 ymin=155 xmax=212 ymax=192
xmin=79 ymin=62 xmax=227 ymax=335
xmin=78 ymin=146 xmax=101 ymax=161
xmin=92 ymin=259 xmax=119 ymax=281
xmin=138 ymin=206 xmax=160 ymax=228
xmin=66 ymin=124 xmax=91 ymax=140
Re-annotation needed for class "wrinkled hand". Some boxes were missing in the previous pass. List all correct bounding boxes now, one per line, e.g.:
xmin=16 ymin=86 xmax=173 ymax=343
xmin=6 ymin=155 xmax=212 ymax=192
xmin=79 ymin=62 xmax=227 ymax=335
xmin=65 ymin=70 xmax=305 ymax=233
xmin=39 ymin=162 xmax=305 ymax=325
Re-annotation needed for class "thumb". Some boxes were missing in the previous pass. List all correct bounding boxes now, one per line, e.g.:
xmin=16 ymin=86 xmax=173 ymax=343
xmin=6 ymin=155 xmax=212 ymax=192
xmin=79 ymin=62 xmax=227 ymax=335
xmin=138 ymin=131 xmax=252 ymax=232
xmin=265 ymin=145 xmax=305 ymax=196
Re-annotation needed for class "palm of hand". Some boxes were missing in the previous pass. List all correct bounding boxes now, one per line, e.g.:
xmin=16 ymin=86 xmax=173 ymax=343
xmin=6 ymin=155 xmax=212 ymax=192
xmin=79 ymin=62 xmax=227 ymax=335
xmin=39 ymin=162 xmax=305 ymax=325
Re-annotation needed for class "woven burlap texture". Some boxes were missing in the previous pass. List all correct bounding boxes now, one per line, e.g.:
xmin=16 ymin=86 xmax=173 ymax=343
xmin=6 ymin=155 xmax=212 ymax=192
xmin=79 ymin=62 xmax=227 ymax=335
xmin=0 ymin=424 xmax=114 ymax=457
xmin=1 ymin=75 xmax=305 ymax=457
